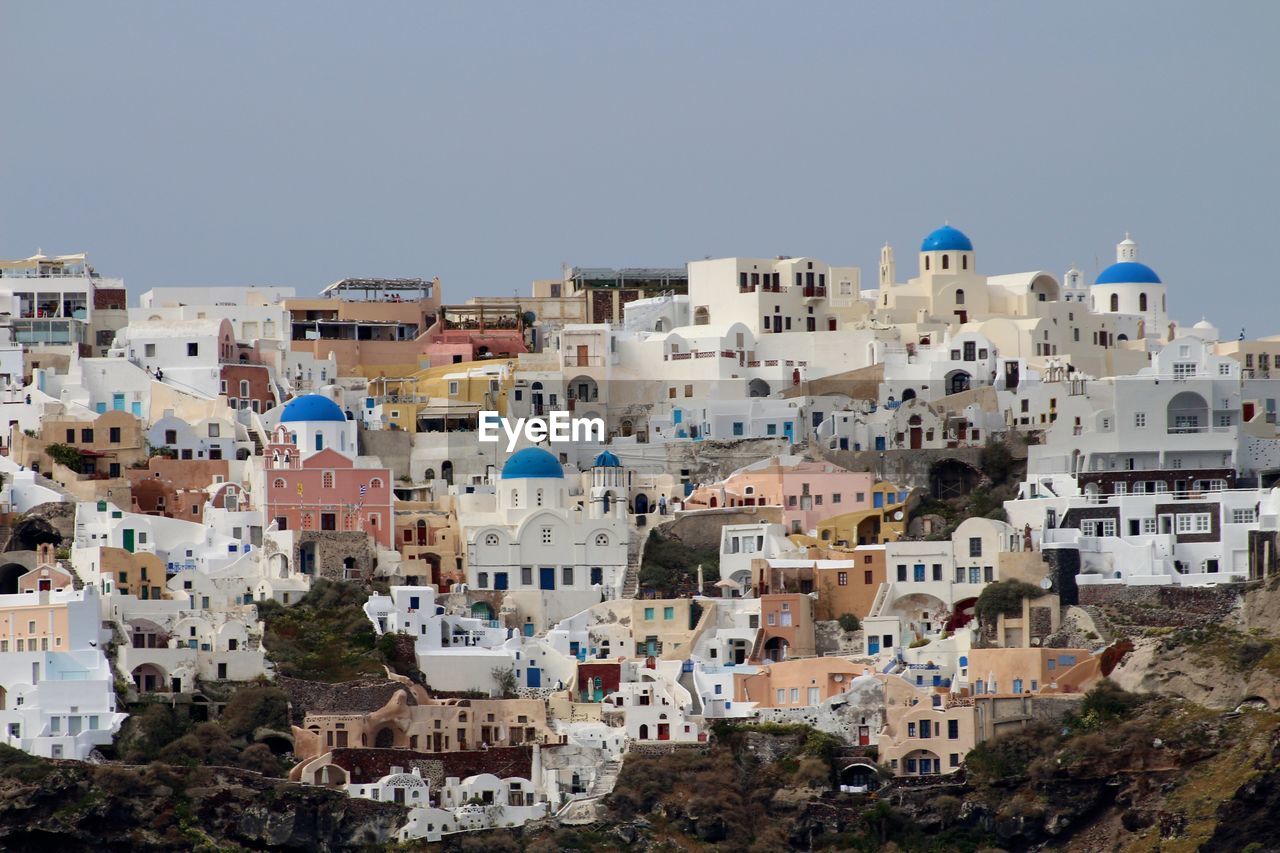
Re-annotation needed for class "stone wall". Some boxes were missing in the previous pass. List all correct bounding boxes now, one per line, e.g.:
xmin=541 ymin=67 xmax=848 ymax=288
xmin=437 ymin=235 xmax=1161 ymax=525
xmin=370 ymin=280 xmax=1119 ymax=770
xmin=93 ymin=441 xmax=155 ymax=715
xmin=294 ymin=531 xmax=377 ymax=582
xmin=814 ymin=445 xmax=986 ymax=493
xmin=1078 ymin=583 xmax=1242 ymax=630
xmin=358 ymin=425 xmax=413 ymax=479
xmin=662 ymin=505 xmax=784 ymax=552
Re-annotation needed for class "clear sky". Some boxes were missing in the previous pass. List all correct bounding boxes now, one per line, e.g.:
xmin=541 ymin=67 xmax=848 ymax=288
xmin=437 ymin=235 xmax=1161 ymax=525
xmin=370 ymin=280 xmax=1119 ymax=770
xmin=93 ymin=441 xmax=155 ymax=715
xmin=3 ymin=2 xmax=1277 ymax=336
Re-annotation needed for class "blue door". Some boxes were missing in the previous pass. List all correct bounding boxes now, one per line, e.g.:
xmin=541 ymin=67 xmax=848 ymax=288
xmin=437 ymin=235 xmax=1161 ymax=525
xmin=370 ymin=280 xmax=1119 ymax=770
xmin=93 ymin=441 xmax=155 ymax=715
xmin=783 ymin=422 xmax=794 ymax=443
xmin=590 ymin=567 xmax=602 ymax=585
xmin=874 ymin=436 xmax=886 ymax=452
xmin=539 ymin=567 xmax=555 ymax=590
xmin=868 ymin=637 xmax=880 ymax=654
xmin=873 ymin=491 xmax=884 ymax=508
xmin=131 ymin=402 xmax=142 ymax=416
xmin=523 ymin=622 xmax=534 ymax=637
xmin=527 ymin=667 xmax=541 ymax=688
xmin=113 ymin=393 xmax=125 ymax=411
xmin=494 ymin=572 xmax=509 ymax=590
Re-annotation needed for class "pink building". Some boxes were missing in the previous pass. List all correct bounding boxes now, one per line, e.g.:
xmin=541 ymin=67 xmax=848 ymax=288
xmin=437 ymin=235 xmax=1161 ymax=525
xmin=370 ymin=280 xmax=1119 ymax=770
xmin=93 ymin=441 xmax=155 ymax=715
xmin=420 ymin=303 xmax=528 ymax=366
xmin=263 ymin=442 xmax=393 ymax=549
xmin=687 ymin=455 xmax=874 ymax=535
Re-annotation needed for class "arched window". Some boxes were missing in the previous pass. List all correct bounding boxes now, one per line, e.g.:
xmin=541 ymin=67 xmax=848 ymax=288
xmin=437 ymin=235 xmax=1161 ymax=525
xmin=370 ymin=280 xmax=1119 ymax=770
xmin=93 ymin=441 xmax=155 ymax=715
xmin=962 ymin=254 xmax=968 ymax=270
xmin=955 ymin=289 xmax=965 ymax=305
xmin=322 ymin=471 xmax=334 ymax=489
xmin=370 ymin=477 xmax=383 ymax=489
xmin=535 ymin=488 xmax=544 ymax=507
xmin=1110 ymin=293 xmax=1119 ymax=312
xmin=239 ymin=379 xmax=250 ymax=398
xmin=272 ymin=478 xmax=285 ymax=489
xmin=941 ymin=254 xmax=950 ymax=270
xmin=1139 ymin=292 xmax=1148 ymax=311
xmin=924 ymin=256 xmax=930 ymax=271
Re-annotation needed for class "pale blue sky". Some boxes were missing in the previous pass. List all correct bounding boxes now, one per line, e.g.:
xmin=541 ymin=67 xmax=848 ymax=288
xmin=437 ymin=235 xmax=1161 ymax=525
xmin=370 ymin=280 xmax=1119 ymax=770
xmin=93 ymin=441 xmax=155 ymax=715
xmin=2 ymin=2 xmax=1276 ymax=335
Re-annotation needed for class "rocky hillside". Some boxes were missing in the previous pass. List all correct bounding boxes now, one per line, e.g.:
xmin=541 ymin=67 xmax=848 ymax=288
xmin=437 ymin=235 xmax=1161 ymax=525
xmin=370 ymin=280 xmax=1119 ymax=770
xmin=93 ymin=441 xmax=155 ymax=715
xmin=0 ymin=745 xmax=404 ymax=851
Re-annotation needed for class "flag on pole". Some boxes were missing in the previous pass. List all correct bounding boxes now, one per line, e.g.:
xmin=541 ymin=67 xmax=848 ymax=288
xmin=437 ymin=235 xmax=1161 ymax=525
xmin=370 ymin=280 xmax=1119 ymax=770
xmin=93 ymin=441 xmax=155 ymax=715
xmin=359 ymin=483 xmax=368 ymax=498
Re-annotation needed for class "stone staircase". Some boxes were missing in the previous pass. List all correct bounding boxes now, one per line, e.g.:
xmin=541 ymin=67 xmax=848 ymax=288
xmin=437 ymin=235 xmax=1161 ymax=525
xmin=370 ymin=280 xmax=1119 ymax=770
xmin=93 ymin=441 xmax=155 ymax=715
xmin=678 ymin=668 xmax=702 ymax=715
xmin=622 ymin=527 xmax=645 ymax=599
xmin=556 ymin=759 xmax=624 ymax=825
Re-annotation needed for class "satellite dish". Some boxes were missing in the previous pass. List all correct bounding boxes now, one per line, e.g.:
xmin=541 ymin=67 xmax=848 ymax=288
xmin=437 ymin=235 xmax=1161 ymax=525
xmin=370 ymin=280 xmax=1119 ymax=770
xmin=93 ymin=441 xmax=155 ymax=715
xmin=1039 ymin=577 xmax=1053 ymax=590
xmin=893 ymin=510 xmax=904 ymax=521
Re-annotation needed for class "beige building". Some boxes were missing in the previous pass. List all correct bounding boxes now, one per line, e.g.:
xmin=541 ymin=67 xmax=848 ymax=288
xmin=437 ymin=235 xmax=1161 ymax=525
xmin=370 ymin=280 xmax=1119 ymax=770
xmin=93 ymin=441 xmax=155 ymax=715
xmin=10 ymin=409 xmax=146 ymax=501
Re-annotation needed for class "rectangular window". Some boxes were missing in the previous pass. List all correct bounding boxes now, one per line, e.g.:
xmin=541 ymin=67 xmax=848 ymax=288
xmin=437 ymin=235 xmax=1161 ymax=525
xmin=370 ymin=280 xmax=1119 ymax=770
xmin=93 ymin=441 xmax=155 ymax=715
xmin=1232 ymin=508 xmax=1258 ymax=524
xmin=521 ymin=567 xmax=532 ymax=585
xmin=187 ymin=342 xmax=199 ymax=357
xmin=864 ymin=570 xmax=873 ymax=585
xmin=913 ymin=564 xmax=925 ymax=582
xmin=807 ymin=687 xmax=820 ymax=705
xmin=1134 ymin=412 xmax=1146 ymax=428
xmin=907 ymin=722 xmax=916 ymax=738
xmin=837 ymin=572 xmax=848 ymax=586
xmin=932 ymin=564 xmax=942 ymax=581
xmin=776 ymin=689 xmax=786 ymax=704
xmin=562 ymin=566 xmax=574 ymax=585
xmin=984 ymin=566 xmax=994 ymax=582
xmin=969 ymin=537 xmax=982 ymax=557
xmin=789 ymin=687 xmax=799 ymax=703
xmin=948 ymin=719 xmax=959 ymax=739
xmin=663 ymin=606 xmax=674 ymax=620
xmin=644 ymin=607 xmax=654 ymax=620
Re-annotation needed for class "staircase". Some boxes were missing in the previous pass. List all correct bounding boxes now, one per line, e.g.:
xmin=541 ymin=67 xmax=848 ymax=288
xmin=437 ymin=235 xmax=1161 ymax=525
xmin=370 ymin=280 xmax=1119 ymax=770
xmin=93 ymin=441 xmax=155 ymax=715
xmin=622 ymin=527 xmax=645 ymax=599
xmin=868 ymin=581 xmax=890 ymax=618
xmin=249 ymin=428 xmax=265 ymax=457
xmin=678 ymin=668 xmax=702 ymax=715
xmin=556 ymin=759 xmax=623 ymax=825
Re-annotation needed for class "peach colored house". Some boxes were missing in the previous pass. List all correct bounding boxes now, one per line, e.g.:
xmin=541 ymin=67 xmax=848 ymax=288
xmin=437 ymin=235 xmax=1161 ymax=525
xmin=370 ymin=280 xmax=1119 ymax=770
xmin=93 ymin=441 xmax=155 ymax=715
xmin=264 ymin=446 xmax=394 ymax=549
xmin=687 ymin=455 xmax=873 ymax=535
xmin=284 ymin=280 xmax=441 ymax=378
xmin=752 ymin=544 xmax=886 ymax=621
xmin=964 ymin=647 xmax=1097 ymax=697
xmin=734 ymin=657 xmax=866 ymax=709
xmin=878 ymin=677 xmax=975 ymax=777
xmin=757 ymin=593 xmax=815 ymax=662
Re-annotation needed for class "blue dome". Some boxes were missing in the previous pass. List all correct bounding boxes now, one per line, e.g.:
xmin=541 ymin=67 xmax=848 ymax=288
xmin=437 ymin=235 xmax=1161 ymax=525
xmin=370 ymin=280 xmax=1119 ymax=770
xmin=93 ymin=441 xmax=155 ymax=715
xmin=280 ymin=394 xmax=347 ymax=422
xmin=593 ymin=450 xmax=621 ymax=467
xmin=501 ymin=447 xmax=564 ymax=479
xmin=920 ymin=225 xmax=973 ymax=252
xmin=1095 ymin=261 xmax=1162 ymax=285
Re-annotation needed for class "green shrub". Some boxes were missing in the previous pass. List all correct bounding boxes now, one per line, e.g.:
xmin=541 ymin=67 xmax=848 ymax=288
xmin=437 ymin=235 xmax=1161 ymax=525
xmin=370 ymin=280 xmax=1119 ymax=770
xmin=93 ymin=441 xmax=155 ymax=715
xmin=837 ymin=613 xmax=860 ymax=633
xmin=44 ymin=442 xmax=84 ymax=471
xmin=219 ymin=686 xmax=289 ymax=738
xmin=974 ymin=579 xmax=1043 ymax=625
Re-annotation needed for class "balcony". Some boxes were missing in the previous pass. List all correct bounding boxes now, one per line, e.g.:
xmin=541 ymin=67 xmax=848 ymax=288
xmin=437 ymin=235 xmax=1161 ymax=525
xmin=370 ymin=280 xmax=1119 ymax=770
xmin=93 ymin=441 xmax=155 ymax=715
xmin=802 ymin=286 xmax=827 ymax=299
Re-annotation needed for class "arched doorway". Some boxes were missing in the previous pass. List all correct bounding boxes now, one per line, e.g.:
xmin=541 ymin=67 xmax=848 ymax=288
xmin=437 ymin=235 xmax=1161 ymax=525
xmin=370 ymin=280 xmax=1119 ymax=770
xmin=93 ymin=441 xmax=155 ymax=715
xmin=748 ymin=378 xmax=771 ymax=398
xmin=1167 ymin=391 xmax=1208 ymax=433
xmin=901 ymin=388 xmax=917 ymax=402
xmin=908 ymin=414 xmax=923 ymax=450
xmin=763 ymin=636 xmax=790 ymax=663
xmin=441 ymin=461 xmax=454 ymax=485
xmin=0 ymin=563 xmax=25 ymax=595
xmin=946 ymin=370 xmax=971 ymax=395
xmin=471 ymin=601 xmax=495 ymax=620
xmin=634 ymin=494 xmax=650 ymax=515
xmin=374 ymin=727 xmax=395 ymax=749
xmin=693 ymin=306 xmax=710 ymax=325
xmin=299 ymin=542 xmax=317 ymax=575
xmin=638 ymin=724 xmax=650 ymax=740
xmin=132 ymin=663 xmax=168 ymax=693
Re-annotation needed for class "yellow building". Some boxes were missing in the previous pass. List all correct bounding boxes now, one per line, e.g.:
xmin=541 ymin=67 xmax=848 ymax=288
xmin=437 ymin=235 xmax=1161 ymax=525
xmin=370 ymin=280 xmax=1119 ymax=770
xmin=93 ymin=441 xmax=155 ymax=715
xmin=814 ymin=481 xmax=914 ymax=548
xmin=366 ymin=361 xmax=513 ymax=434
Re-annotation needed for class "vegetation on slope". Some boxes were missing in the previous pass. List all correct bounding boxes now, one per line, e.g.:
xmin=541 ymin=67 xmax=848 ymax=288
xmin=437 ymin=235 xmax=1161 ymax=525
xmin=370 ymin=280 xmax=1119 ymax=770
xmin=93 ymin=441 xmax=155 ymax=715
xmin=258 ymin=579 xmax=398 ymax=681
xmin=638 ymin=529 xmax=720 ymax=596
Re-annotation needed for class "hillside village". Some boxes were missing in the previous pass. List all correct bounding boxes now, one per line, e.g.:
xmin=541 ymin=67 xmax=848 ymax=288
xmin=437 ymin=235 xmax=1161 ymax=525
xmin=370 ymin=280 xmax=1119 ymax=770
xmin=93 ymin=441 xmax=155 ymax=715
xmin=2 ymin=227 xmax=1280 ymax=846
